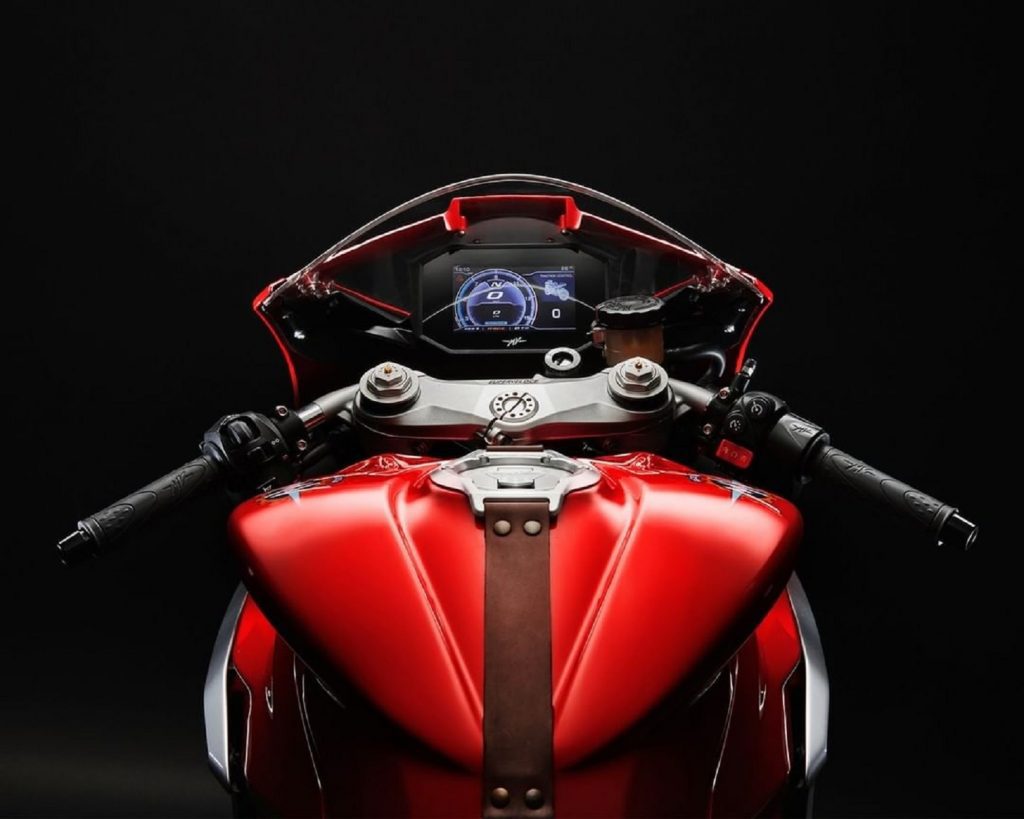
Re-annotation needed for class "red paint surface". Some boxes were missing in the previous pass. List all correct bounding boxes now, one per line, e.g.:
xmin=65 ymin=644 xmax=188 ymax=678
xmin=229 ymin=452 xmax=801 ymax=774
xmin=228 ymin=583 xmax=804 ymax=817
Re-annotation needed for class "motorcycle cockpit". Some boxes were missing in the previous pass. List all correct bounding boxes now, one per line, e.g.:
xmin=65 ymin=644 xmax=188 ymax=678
xmin=253 ymin=177 xmax=770 ymax=403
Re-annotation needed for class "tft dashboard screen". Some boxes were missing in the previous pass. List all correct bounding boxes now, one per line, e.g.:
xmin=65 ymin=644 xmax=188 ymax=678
xmin=453 ymin=266 xmax=576 ymax=332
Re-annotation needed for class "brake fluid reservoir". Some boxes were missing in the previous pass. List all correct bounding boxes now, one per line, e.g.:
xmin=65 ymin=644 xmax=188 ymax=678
xmin=591 ymin=295 xmax=665 ymax=365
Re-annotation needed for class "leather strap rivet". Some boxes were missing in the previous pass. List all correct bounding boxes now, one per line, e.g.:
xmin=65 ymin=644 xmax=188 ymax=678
xmin=524 ymin=788 xmax=545 ymax=809
xmin=523 ymin=520 xmax=542 ymax=535
xmin=490 ymin=787 xmax=511 ymax=808
xmin=493 ymin=519 xmax=512 ymax=535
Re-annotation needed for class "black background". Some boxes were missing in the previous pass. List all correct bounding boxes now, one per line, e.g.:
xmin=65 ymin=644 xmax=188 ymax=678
xmin=5 ymin=3 xmax=1018 ymax=817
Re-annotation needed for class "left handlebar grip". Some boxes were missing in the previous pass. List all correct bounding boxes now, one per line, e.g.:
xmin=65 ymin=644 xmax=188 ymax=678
xmin=57 ymin=455 xmax=221 ymax=565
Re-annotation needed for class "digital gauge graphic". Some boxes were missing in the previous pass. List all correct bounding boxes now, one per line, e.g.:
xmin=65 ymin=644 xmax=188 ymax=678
xmin=455 ymin=268 xmax=538 ymax=330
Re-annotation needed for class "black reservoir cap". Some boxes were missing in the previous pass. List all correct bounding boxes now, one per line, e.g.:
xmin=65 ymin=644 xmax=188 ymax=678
xmin=594 ymin=295 xmax=664 ymax=329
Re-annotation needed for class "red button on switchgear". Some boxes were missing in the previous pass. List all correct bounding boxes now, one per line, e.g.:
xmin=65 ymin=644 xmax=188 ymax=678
xmin=715 ymin=439 xmax=754 ymax=469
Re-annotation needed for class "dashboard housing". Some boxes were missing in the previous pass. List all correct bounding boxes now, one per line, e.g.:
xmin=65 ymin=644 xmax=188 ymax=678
xmin=253 ymin=191 xmax=771 ymax=404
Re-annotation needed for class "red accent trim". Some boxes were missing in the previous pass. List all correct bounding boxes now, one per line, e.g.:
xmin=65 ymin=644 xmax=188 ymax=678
xmin=331 ymin=283 xmax=411 ymax=318
xmin=253 ymin=282 xmax=301 ymax=405
xmin=732 ymin=275 xmax=773 ymax=373
xmin=715 ymin=439 xmax=755 ymax=469
xmin=443 ymin=199 xmax=468 ymax=232
xmin=558 ymin=197 xmax=582 ymax=231
xmin=653 ymin=276 xmax=699 ymax=299
xmin=443 ymin=195 xmax=581 ymax=233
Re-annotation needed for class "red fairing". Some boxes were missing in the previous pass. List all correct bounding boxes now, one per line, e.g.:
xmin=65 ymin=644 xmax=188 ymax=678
xmin=554 ymin=590 xmax=803 ymax=818
xmin=710 ymin=590 xmax=804 ymax=817
xmin=229 ymin=453 xmax=801 ymax=773
xmin=229 ymin=595 xmax=481 ymax=817
xmin=551 ymin=453 xmax=800 ymax=766
xmin=227 ymin=574 xmax=805 ymax=817
xmin=229 ymin=596 xmax=323 ymax=816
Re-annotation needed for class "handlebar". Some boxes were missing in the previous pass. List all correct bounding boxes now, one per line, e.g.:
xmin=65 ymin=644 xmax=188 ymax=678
xmin=704 ymin=382 xmax=978 ymax=548
xmin=58 ymin=387 xmax=364 ymax=563
xmin=806 ymin=444 xmax=978 ymax=549
xmin=57 ymin=360 xmax=977 ymax=562
xmin=58 ymin=455 xmax=221 ymax=565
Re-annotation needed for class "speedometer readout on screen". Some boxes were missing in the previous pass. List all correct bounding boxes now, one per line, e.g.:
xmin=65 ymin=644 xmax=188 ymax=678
xmin=453 ymin=266 xmax=576 ymax=331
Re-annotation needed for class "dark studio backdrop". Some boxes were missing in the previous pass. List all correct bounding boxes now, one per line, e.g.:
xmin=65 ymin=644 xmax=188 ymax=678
xmin=4 ymin=3 xmax=1018 ymax=817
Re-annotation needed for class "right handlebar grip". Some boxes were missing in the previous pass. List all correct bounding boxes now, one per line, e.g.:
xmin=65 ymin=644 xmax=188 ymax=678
xmin=808 ymin=444 xmax=978 ymax=549
xmin=57 ymin=455 xmax=221 ymax=564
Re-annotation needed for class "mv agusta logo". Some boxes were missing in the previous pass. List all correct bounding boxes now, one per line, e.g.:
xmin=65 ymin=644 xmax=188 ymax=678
xmin=502 ymin=336 xmax=527 ymax=347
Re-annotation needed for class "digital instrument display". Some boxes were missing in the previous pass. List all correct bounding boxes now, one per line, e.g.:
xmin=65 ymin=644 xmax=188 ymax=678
xmin=419 ymin=247 xmax=599 ymax=352
xmin=453 ymin=266 xmax=576 ymax=332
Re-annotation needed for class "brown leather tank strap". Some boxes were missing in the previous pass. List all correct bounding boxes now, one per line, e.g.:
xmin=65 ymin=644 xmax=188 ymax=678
xmin=482 ymin=499 xmax=554 ymax=819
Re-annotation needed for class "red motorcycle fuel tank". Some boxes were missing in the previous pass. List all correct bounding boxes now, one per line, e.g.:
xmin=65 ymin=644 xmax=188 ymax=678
xmin=229 ymin=451 xmax=802 ymax=815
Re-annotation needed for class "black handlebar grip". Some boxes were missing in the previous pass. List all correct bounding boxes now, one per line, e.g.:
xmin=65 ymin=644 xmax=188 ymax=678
xmin=57 ymin=455 xmax=221 ymax=564
xmin=808 ymin=445 xmax=978 ymax=549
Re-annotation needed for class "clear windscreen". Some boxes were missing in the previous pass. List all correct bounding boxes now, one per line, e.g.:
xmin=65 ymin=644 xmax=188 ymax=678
xmin=263 ymin=174 xmax=760 ymax=315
